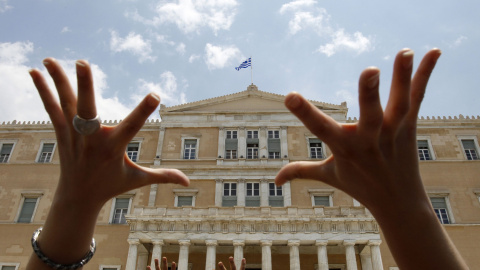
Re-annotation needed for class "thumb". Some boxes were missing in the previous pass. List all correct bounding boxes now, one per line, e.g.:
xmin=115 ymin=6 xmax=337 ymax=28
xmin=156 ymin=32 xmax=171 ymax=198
xmin=139 ymin=168 xmax=190 ymax=187
xmin=275 ymin=157 xmax=336 ymax=186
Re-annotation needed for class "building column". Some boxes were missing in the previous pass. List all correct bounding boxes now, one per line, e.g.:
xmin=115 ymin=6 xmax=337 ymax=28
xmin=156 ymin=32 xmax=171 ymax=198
xmin=237 ymin=178 xmax=246 ymax=206
xmin=261 ymin=240 xmax=273 ymax=270
xmin=238 ymin=126 xmax=246 ymax=159
xmin=148 ymin=184 xmax=158 ymax=207
xmin=126 ymin=239 xmax=140 ymax=270
xmin=360 ymin=253 xmax=373 ymax=270
xmin=343 ymin=240 xmax=358 ymax=270
xmin=205 ymin=240 xmax=217 ymax=270
xmin=259 ymin=126 xmax=267 ymax=159
xmin=283 ymin=181 xmax=292 ymax=207
xmin=280 ymin=126 xmax=288 ymax=159
xmin=215 ymin=178 xmax=223 ymax=207
xmin=178 ymin=240 xmax=191 ymax=270
xmin=368 ymin=240 xmax=384 ymax=270
xmin=260 ymin=178 xmax=269 ymax=207
xmin=233 ymin=240 xmax=245 ymax=268
xmin=218 ymin=127 xmax=225 ymax=159
xmin=137 ymin=244 xmax=149 ymax=270
xmin=154 ymin=127 xmax=166 ymax=166
xmin=288 ymin=240 xmax=301 ymax=270
xmin=316 ymin=240 xmax=329 ymax=270
xmin=150 ymin=239 xmax=164 ymax=268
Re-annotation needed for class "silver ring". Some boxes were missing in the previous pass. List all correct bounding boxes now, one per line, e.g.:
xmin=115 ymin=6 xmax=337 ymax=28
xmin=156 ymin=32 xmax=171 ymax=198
xmin=72 ymin=115 xmax=101 ymax=135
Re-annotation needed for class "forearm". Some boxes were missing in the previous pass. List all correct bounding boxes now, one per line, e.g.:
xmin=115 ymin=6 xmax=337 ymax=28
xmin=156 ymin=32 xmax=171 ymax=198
xmin=373 ymin=198 xmax=468 ymax=270
xmin=26 ymin=184 xmax=103 ymax=270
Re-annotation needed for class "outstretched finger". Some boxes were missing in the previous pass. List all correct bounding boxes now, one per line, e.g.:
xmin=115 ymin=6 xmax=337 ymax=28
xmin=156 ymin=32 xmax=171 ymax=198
xmin=171 ymin=261 xmax=176 ymax=270
xmin=383 ymin=49 xmax=414 ymax=132
xmin=275 ymin=158 xmax=335 ymax=186
xmin=228 ymin=256 xmax=236 ymax=270
xmin=218 ymin=262 xmax=227 ymax=270
xmin=357 ymin=67 xmax=383 ymax=137
xmin=128 ymin=166 xmax=190 ymax=189
xmin=112 ymin=93 xmax=160 ymax=147
xmin=76 ymin=60 xmax=98 ymax=121
xmin=239 ymin=258 xmax=246 ymax=270
xmin=161 ymin=257 xmax=167 ymax=270
xmin=284 ymin=92 xmax=340 ymax=147
xmin=407 ymin=48 xmax=442 ymax=124
xmin=43 ymin=58 xmax=77 ymax=124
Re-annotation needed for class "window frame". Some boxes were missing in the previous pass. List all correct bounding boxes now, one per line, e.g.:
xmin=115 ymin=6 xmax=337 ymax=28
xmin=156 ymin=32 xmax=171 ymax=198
xmin=417 ymin=136 xmax=436 ymax=161
xmin=222 ymin=182 xmax=237 ymax=207
xmin=428 ymin=192 xmax=455 ymax=224
xmin=126 ymin=140 xmax=142 ymax=162
xmin=99 ymin=265 xmax=121 ymax=270
xmin=173 ymin=189 xmax=198 ymax=207
xmin=307 ymin=137 xmax=324 ymax=159
xmin=268 ymin=130 xmax=280 ymax=139
xmin=308 ymin=189 xmax=334 ymax=207
xmin=246 ymin=144 xmax=259 ymax=159
xmin=247 ymin=130 xmax=259 ymax=139
xmin=0 ymin=263 xmax=20 ymax=270
xmin=109 ymin=195 xmax=134 ymax=224
xmin=15 ymin=191 xmax=43 ymax=223
xmin=0 ymin=140 xmax=17 ymax=164
xmin=458 ymin=136 xmax=480 ymax=160
xmin=245 ymin=182 xmax=260 ymax=207
xmin=225 ymin=149 xmax=237 ymax=159
xmin=36 ymin=140 xmax=57 ymax=163
xmin=181 ymin=137 xmax=199 ymax=160
xmin=226 ymin=130 xmax=238 ymax=139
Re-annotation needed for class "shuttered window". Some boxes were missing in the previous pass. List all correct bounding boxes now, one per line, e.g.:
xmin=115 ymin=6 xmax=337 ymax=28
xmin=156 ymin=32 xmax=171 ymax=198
xmin=461 ymin=139 xmax=478 ymax=160
xmin=430 ymin=197 xmax=450 ymax=224
xmin=0 ymin=143 xmax=13 ymax=163
xmin=18 ymin=198 xmax=38 ymax=223
xmin=177 ymin=196 xmax=193 ymax=207
xmin=314 ymin=196 xmax=330 ymax=206
xmin=112 ymin=198 xmax=130 ymax=224
xmin=37 ymin=143 xmax=55 ymax=163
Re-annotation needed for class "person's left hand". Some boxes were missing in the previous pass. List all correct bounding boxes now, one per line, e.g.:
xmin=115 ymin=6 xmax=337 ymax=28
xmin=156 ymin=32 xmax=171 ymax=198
xmin=147 ymin=257 xmax=176 ymax=270
xmin=218 ymin=256 xmax=246 ymax=270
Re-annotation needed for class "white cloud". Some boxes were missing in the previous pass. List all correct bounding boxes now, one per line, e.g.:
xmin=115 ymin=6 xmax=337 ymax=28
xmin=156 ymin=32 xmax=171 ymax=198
xmin=317 ymin=29 xmax=373 ymax=57
xmin=136 ymin=71 xmax=187 ymax=108
xmin=279 ymin=0 xmax=317 ymax=14
xmin=0 ymin=0 xmax=12 ymax=12
xmin=280 ymin=0 xmax=373 ymax=56
xmin=127 ymin=0 xmax=238 ymax=34
xmin=204 ymin=43 xmax=242 ymax=70
xmin=0 ymin=41 xmax=141 ymax=122
xmin=450 ymin=35 xmax=467 ymax=48
xmin=176 ymin=43 xmax=186 ymax=55
xmin=110 ymin=30 xmax=156 ymax=63
xmin=189 ymin=54 xmax=201 ymax=63
xmin=61 ymin=26 xmax=71 ymax=33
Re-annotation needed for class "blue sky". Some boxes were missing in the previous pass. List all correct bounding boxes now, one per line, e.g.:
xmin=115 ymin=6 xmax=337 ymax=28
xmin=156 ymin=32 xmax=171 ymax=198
xmin=0 ymin=0 xmax=479 ymax=122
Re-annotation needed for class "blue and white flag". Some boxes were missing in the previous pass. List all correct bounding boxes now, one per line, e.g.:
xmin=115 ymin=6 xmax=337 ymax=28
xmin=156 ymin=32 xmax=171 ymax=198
xmin=235 ymin=58 xmax=251 ymax=71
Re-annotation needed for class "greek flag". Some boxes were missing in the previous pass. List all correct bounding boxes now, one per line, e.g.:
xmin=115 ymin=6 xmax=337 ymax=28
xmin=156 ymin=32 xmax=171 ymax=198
xmin=235 ymin=58 xmax=251 ymax=71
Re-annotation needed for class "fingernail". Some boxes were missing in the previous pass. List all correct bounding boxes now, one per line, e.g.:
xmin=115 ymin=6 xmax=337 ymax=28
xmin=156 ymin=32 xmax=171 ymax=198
xmin=148 ymin=93 xmax=160 ymax=107
xmin=76 ymin=61 xmax=86 ymax=77
xmin=402 ymin=49 xmax=414 ymax=69
xmin=367 ymin=70 xmax=380 ymax=89
xmin=286 ymin=93 xmax=301 ymax=109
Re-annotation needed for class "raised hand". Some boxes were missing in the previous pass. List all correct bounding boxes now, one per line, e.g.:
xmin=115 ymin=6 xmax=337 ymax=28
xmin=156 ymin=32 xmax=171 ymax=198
xmin=218 ymin=256 xmax=246 ymax=270
xmin=276 ymin=49 xmax=468 ymax=269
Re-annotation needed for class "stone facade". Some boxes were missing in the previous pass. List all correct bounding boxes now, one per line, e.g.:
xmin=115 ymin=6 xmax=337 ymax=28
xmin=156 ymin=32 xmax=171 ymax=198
xmin=0 ymin=84 xmax=480 ymax=270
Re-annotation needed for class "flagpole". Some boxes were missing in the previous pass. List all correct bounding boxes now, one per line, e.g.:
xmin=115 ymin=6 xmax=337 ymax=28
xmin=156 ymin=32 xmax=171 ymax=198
xmin=250 ymin=56 xmax=253 ymax=84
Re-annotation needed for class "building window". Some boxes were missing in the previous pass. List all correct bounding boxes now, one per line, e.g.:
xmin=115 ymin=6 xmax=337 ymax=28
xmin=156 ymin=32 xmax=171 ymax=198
xmin=174 ymin=189 xmax=198 ymax=207
xmin=247 ymin=144 xmax=259 ymax=159
xmin=430 ymin=197 xmax=451 ymax=224
xmin=17 ymin=197 xmax=40 ymax=223
xmin=111 ymin=197 xmax=131 ymax=224
xmin=269 ymin=183 xmax=284 ymax=207
xmin=126 ymin=142 xmax=140 ymax=162
xmin=268 ymin=130 xmax=280 ymax=139
xmin=417 ymin=140 xmax=432 ymax=160
xmin=226 ymin=130 xmax=237 ymax=139
xmin=222 ymin=182 xmax=237 ymax=207
xmin=37 ymin=142 xmax=55 ymax=163
xmin=461 ymin=139 xmax=479 ymax=160
xmin=225 ymin=150 xmax=237 ymax=159
xmin=247 ymin=130 xmax=258 ymax=139
xmin=313 ymin=196 xmax=331 ymax=206
xmin=309 ymin=138 xmax=323 ymax=159
xmin=183 ymin=139 xmax=197 ymax=160
xmin=0 ymin=142 xmax=14 ymax=163
xmin=268 ymin=130 xmax=281 ymax=159
xmin=0 ymin=264 xmax=19 ymax=270
xmin=246 ymin=182 xmax=260 ymax=207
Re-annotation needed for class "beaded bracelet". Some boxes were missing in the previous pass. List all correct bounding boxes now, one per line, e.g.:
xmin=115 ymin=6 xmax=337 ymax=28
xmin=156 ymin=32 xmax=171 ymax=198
xmin=31 ymin=227 xmax=96 ymax=270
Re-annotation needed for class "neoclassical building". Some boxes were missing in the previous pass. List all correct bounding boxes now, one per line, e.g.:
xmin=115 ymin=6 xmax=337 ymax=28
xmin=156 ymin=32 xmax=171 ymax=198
xmin=1 ymin=84 xmax=480 ymax=270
